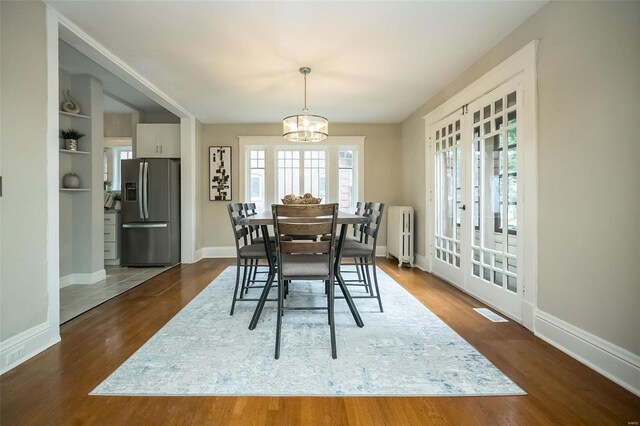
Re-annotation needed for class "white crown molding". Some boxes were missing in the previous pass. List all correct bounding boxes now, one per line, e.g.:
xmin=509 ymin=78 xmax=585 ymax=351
xmin=535 ymin=309 xmax=640 ymax=397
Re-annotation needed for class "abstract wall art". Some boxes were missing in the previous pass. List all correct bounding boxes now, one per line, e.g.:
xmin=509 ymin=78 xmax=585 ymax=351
xmin=209 ymin=146 xmax=231 ymax=201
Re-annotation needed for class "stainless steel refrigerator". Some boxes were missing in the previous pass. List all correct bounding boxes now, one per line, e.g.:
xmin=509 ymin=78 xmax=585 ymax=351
xmin=120 ymin=158 xmax=181 ymax=266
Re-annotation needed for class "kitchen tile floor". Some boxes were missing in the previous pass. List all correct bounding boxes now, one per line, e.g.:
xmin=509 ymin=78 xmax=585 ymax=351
xmin=60 ymin=265 xmax=171 ymax=323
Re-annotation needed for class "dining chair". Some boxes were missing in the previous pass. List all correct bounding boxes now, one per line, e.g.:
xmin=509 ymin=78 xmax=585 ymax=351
xmin=339 ymin=202 xmax=385 ymax=312
xmin=272 ymin=203 xmax=340 ymax=359
xmin=321 ymin=201 xmax=367 ymax=286
xmin=227 ymin=203 xmax=275 ymax=315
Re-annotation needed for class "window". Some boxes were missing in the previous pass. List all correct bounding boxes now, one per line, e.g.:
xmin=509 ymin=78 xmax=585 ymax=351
xmin=104 ymin=146 xmax=132 ymax=191
xmin=338 ymin=150 xmax=354 ymax=211
xmin=277 ymin=150 xmax=300 ymax=199
xmin=239 ymin=137 xmax=364 ymax=212
xmin=249 ymin=150 xmax=266 ymax=211
xmin=303 ymin=150 xmax=326 ymax=199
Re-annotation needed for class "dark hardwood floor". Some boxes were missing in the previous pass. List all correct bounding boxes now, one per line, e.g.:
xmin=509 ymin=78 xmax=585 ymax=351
xmin=1 ymin=258 xmax=638 ymax=425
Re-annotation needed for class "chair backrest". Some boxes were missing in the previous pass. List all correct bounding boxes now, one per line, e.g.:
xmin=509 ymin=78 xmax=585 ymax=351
xmin=227 ymin=203 xmax=249 ymax=251
xmin=362 ymin=202 xmax=385 ymax=249
xmin=243 ymin=202 xmax=260 ymax=242
xmin=272 ymin=204 xmax=339 ymax=276
xmin=352 ymin=201 xmax=366 ymax=240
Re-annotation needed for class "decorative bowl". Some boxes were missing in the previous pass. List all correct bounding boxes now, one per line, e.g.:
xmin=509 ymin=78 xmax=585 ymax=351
xmin=281 ymin=193 xmax=322 ymax=204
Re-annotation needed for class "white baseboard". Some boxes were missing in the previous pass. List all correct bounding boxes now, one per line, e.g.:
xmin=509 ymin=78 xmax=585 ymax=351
xmin=104 ymin=258 xmax=120 ymax=266
xmin=414 ymin=253 xmax=429 ymax=271
xmin=0 ymin=322 xmax=60 ymax=374
xmin=198 ymin=246 xmax=237 ymax=259
xmin=59 ymin=269 xmax=106 ymax=288
xmin=534 ymin=309 xmax=640 ymax=397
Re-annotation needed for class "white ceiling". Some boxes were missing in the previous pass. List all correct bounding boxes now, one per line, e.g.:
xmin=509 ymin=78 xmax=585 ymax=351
xmin=49 ymin=1 xmax=546 ymax=124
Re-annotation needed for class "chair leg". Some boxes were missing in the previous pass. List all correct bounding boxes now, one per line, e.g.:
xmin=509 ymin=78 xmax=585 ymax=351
xmin=244 ymin=259 xmax=255 ymax=295
xmin=363 ymin=259 xmax=374 ymax=296
xmin=326 ymin=280 xmax=331 ymax=325
xmin=249 ymin=271 xmax=275 ymax=330
xmin=359 ymin=257 xmax=370 ymax=293
xmin=239 ymin=258 xmax=250 ymax=299
xmin=355 ymin=257 xmax=363 ymax=283
xmin=251 ymin=258 xmax=259 ymax=282
xmin=230 ymin=258 xmax=242 ymax=315
xmin=328 ymin=275 xmax=337 ymax=359
xmin=371 ymin=256 xmax=384 ymax=312
xmin=275 ymin=274 xmax=284 ymax=359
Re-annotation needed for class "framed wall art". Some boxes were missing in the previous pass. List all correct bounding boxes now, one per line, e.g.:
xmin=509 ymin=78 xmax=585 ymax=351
xmin=209 ymin=146 xmax=232 ymax=201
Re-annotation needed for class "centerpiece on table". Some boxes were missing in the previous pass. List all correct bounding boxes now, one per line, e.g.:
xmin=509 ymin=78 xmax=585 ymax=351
xmin=281 ymin=193 xmax=322 ymax=204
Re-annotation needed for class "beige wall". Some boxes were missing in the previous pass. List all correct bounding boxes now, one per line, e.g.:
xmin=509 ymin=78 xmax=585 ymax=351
xmin=104 ymin=113 xmax=133 ymax=137
xmin=197 ymin=123 xmax=402 ymax=250
xmin=400 ymin=1 xmax=640 ymax=354
xmin=0 ymin=1 xmax=51 ymax=340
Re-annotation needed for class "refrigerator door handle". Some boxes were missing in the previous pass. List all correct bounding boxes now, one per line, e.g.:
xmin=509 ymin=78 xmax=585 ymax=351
xmin=123 ymin=223 xmax=168 ymax=229
xmin=138 ymin=162 xmax=144 ymax=219
xmin=143 ymin=161 xmax=149 ymax=219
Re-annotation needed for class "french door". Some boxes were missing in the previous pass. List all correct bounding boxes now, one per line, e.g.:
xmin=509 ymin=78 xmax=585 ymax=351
xmin=432 ymin=110 xmax=466 ymax=286
xmin=431 ymin=78 xmax=524 ymax=321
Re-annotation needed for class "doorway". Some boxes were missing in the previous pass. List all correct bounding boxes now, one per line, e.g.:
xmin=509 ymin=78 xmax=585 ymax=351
xmin=426 ymin=42 xmax=538 ymax=326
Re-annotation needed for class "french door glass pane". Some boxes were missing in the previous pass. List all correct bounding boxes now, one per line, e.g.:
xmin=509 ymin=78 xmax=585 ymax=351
xmin=434 ymin=117 xmax=461 ymax=267
xmin=470 ymin=89 xmax=519 ymax=292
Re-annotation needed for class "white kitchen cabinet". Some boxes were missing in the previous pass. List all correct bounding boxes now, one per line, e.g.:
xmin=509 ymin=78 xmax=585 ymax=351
xmin=104 ymin=210 xmax=121 ymax=265
xmin=136 ymin=123 xmax=180 ymax=158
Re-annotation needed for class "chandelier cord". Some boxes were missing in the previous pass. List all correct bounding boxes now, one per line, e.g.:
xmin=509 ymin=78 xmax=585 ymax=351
xmin=303 ymin=72 xmax=308 ymax=114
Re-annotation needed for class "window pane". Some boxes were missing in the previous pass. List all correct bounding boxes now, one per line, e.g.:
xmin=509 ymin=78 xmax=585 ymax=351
xmin=338 ymin=150 xmax=354 ymax=211
xmin=277 ymin=150 xmax=300 ymax=199
xmin=248 ymin=149 xmax=265 ymax=211
xmin=303 ymin=150 xmax=326 ymax=199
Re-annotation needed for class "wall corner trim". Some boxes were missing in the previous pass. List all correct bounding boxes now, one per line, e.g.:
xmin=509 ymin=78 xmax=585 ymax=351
xmin=59 ymin=269 xmax=106 ymax=288
xmin=534 ymin=309 xmax=640 ymax=397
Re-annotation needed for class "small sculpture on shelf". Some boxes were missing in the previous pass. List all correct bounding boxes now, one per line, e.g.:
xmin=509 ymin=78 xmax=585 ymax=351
xmin=59 ymin=128 xmax=85 ymax=151
xmin=281 ymin=193 xmax=322 ymax=204
xmin=62 ymin=172 xmax=81 ymax=189
xmin=60 ymin=90 xmax=81 ymax=114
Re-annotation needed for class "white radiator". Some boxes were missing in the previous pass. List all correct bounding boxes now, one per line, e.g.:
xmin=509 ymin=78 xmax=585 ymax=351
xmin=386 ymin=206 xmax=414 ymax=267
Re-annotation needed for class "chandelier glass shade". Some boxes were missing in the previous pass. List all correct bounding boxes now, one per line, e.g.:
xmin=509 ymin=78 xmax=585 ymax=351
xmin=283 ymin=67 xmax=328 ymax=143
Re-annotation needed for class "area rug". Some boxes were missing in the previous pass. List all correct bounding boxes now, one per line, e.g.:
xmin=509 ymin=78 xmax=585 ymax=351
xmin=91 ymin=266 xmax=525 ymax=396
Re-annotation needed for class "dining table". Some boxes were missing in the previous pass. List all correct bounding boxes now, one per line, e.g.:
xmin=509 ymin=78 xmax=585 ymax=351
xmin=240 ymin=210 xmax=369 ymax=330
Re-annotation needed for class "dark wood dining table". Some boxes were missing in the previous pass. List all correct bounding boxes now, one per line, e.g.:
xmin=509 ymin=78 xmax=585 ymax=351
xmin=239 ymin=210 xmax=368 ymax=330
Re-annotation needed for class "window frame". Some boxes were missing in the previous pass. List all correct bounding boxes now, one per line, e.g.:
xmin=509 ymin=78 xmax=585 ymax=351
xmin=238 ymin=136 xmax=365 ymax=212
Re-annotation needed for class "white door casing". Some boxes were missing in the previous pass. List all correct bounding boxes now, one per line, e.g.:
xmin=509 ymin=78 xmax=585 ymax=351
xmin=424 ymin=41 xmax=538 ymax=329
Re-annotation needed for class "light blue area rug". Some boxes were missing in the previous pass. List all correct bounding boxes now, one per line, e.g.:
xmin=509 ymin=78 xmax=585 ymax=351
xmin=91 ymin=266 xmax=525 ymax=396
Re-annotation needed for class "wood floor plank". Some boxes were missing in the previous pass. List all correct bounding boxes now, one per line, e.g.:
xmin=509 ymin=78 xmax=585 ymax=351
xmin=1 ymin=258 xmax=638 ymax=425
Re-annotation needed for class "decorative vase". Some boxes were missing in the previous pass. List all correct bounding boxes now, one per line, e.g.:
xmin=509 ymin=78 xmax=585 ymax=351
xmin=63 ymin=173 xmax=81 ymax=189
xmin=60 ymin=90 xmax=81 ymax=114
xmin=65 ymin=139 xmax=78 ymax=151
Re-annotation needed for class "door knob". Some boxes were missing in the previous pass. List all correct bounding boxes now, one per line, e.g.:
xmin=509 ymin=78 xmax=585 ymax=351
xmin=459 ymin=204 xmax=466 ymax=211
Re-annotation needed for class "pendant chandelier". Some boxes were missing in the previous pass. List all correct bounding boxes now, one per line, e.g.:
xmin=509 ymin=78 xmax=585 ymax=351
xmin=283 ymin=67 xmax=328 ymax=143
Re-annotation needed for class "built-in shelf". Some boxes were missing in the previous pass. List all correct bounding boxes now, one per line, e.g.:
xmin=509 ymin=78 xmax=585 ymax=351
xmin=59 ymin=149 xmax=90 ymax=155
xmin=59 ymin=111 xmax=90 ymax=119
xmin=60 ymin=188 xmax=91 ymax=192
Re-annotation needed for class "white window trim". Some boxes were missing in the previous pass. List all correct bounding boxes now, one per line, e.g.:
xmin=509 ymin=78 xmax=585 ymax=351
xmin=238 ymin=136 xmax=365 ymax=211
xmin=423 ymin=40 xmax=538 ymax=330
